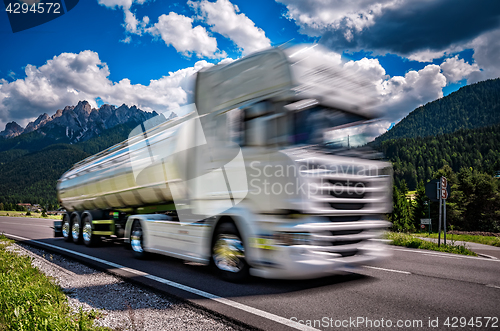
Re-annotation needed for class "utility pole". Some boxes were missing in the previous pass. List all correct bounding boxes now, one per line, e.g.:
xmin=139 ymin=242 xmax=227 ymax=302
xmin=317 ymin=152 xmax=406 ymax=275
xmin=424 ymin=200 xmax=431 ymax=234
xmin=425 ymin=178 xmax=450 ymax=244
xmin=444 ymin=199 xmax=447 ymax=245
xmin=438 ymin=181 xmax=442 ymax=247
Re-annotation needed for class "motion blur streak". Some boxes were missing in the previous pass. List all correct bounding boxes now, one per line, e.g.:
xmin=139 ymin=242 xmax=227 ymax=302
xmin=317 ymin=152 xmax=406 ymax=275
xmin=56 ymin=44 xmax=393 ymax=280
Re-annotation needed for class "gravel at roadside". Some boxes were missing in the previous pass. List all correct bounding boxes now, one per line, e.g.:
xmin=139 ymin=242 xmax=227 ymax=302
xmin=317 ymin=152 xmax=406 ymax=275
xmin=5 ymin=242 xmax=249 ymax=331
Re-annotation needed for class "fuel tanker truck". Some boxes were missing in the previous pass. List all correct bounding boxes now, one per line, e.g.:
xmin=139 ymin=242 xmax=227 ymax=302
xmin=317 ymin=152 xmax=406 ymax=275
xmin=55 ymin=44 xmax=392 ymax=281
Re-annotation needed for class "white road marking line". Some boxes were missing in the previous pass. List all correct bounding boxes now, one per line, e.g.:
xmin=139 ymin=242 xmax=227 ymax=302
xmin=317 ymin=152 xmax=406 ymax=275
xmin=390 ymin=247 xmax=500 ymax=262
xmin=398 ymin=251 xmax=464 ymax=260
xmin=0 ymin=222 xmax=49 ymax=227
xmin=363 ymin=265 xmax=411 ymax=275
xmin=486 ymin=284 xmax=500 ymax=290
xmin=477 ymin=253 xmax=498 ymax=260
xmin=3 ymin=233 xmax=319 ymax=331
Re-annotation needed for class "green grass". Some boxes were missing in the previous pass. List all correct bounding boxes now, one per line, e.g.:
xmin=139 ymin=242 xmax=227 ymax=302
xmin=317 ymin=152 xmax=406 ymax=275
xmin=387 ymin=232 xmax=477 ymax=256
xmin=415 ymin=232 xmax=500 ymax=247
xmin=0 ymin=235 xmax=109 ymax=330
xmin=0 ymin=211 xmax=61 ymax=220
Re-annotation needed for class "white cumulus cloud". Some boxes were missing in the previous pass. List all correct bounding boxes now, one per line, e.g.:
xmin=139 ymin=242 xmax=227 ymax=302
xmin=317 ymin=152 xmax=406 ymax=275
xmin=147 ymin=12 xmax=225 ymax=58
xmin=338 ymin=56 xmax=448 ymax=125
xmin=98 ymin=0 xmax=149 ymax=35
xmin=346 ymin=61 xmax=448 ymax=140
xmin=276 ymin=0 xmax=398 ymax=36
xmin=379 ymin=64 xmax=447 ymax=121
xmin=0 ymin=50 xmax=217 ymax=130
xmin=98 ymin=0 xmax=226 ymax=58
xmin=189 ymin=0 xmax=271 ymax=55
xmin=343 ymin=57 xmax=387 ymax=85
xmin=467 ymin=27 xmax=500 ymax=83
xmin=440 ymin=56 xmax=480 ymax=83
xmin=97 ymin=0 xmax=134 ymax=9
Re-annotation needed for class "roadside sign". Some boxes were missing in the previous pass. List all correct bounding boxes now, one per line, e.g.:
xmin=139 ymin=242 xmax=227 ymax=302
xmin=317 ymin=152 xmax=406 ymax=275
xmin=441 ymin=176 xmax=448 ymax=199
xmin=425 ymin=179 xmax=451 ymax=202
xmin=441 ymin=187 xmax=448 ymax=199
xmin=420 ymin=218 xmax=431 ymax=225
xmin=441 ymin=177 xmax=447 ymax=189
xmin=421 ymin=224 xmax=425 ymax=229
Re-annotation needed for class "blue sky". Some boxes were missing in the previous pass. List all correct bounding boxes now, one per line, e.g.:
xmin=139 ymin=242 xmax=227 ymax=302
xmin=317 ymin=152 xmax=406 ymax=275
xmin=1 ymin=0 xmax=499 ymax=136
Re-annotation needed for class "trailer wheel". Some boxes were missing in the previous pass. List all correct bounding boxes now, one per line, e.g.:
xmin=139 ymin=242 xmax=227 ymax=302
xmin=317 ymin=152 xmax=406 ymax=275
xmin=71 ymin=217 xmax=82 ymax=244
xmin=62 ymin=214 xmax=71 ymax=242
xmin=212 ymin=222 xmax=249 ymax=282
xmin=82 ymin=216 xmax=99 ymax=247
xmin=131 ymin=220 xmax=146 ymax=259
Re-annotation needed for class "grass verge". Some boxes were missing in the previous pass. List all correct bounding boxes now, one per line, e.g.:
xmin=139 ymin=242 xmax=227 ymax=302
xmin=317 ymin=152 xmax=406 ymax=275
xmin=0 ymin=211 xmax=61 ymax=220
xmin=414 ymin=232 xmax=500 ymax=247
xmin=387 ymin=232 xmax=477 ymax=256
xmin=0 ymin=235 xmax=109 ymax=330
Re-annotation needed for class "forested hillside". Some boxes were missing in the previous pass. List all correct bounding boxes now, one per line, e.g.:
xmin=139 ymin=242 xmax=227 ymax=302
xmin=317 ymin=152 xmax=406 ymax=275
xmin=374 ymin=78 xmax=500 ymax=145
xmin=378 ymin=123 xmax=500 ymax=190
xmin=0 ymin=145 xmax=89 ymax=205
xmin=391 ymin=164 xmax=500 ymax=233
xmin=0 ymin=123 xmax=138 ymax=207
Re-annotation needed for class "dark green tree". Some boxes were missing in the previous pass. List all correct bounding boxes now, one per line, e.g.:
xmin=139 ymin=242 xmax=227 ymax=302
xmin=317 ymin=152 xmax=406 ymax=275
xmin=389 ymin=185 xmax=414 ymax=232
xmin=411 ymin=180 xmax=427 ymax=229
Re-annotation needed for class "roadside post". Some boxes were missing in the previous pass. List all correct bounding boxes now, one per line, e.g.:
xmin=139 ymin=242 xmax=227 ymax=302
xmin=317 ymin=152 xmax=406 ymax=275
xmin=423 ymin=201 xmax=431 ymax=234
xmin=438 ymin=180 xmax=442 ymax=246
xmin=444 ymin=199 xmax=447 ymax=244
xmin=425 ymin=178 xmax=450 ymax=247
xmin=440 ymin=177 xmax=448 ymax=245
xmin=420 ymin=218 xmax=431 ymax=234
xmin=428 ymin=201 xmax=432 ymax=233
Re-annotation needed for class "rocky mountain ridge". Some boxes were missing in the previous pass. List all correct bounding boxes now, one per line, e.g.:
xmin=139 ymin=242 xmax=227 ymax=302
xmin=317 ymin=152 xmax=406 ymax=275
xmin=0 ymin=101 xmax=167 ymax=143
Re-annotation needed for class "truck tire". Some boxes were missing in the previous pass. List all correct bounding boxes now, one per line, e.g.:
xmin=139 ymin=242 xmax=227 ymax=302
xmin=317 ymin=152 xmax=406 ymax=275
xmin=71 ymin=217 xmax=82 ymax=244
xmin=62 ymin=214 xmax=71 ymax=242
xmin=212 ymin=222 xmax=249 ymax=282
xmin=82 ymin=216 xmax=99 ymax=247
xmin=131 ymin=220 xmax=147 ymax=259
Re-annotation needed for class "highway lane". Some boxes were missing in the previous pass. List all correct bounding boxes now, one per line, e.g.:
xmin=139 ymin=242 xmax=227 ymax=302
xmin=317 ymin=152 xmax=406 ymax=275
xmin=1 ymin=216 xmax=499 ymax=331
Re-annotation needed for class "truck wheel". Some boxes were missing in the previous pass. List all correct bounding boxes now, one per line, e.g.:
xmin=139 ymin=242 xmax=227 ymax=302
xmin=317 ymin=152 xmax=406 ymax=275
xmin=212 ymin=222 xmax=249 ymax=282
xmin=62 ymin=214 xmax=71 ymax=242
xmin=82 ymin=216 xmax=99 ymax=247
xmin=131 ymin=221 xmax=146 ymax=259
xmin=71 ymin=218 xmax=82 ymax=244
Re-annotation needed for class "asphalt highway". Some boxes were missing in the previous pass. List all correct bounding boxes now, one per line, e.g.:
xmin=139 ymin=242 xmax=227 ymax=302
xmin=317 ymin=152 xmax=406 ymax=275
xmin=1 ymin=216 xmax=499 ymax=331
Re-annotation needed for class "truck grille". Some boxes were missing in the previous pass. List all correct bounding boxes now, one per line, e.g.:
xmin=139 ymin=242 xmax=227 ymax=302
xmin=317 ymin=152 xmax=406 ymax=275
xmin=328 ymin=179 xmax=365 ymax=199
xmin=290 ymin=156 xmax=392 ymax=259
xmin=304 ymin=166 xmax=392 ymax=214
xmin=310 ymin=226 xmax=380 ymax=257
xmin=330 ymin=229 xmax=363 ymax=236
xmin=329 ymin=202 xmax=365 ymax=210
xmin=327 ymin=216 xmax=361 ymax=222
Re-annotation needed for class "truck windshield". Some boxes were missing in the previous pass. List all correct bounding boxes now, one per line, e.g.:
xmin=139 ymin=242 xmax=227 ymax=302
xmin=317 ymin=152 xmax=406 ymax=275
xmin=324 ymin=123 xmax=371 ymax=149
xmin=292 ymin=106 xmax=366 ymax=146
